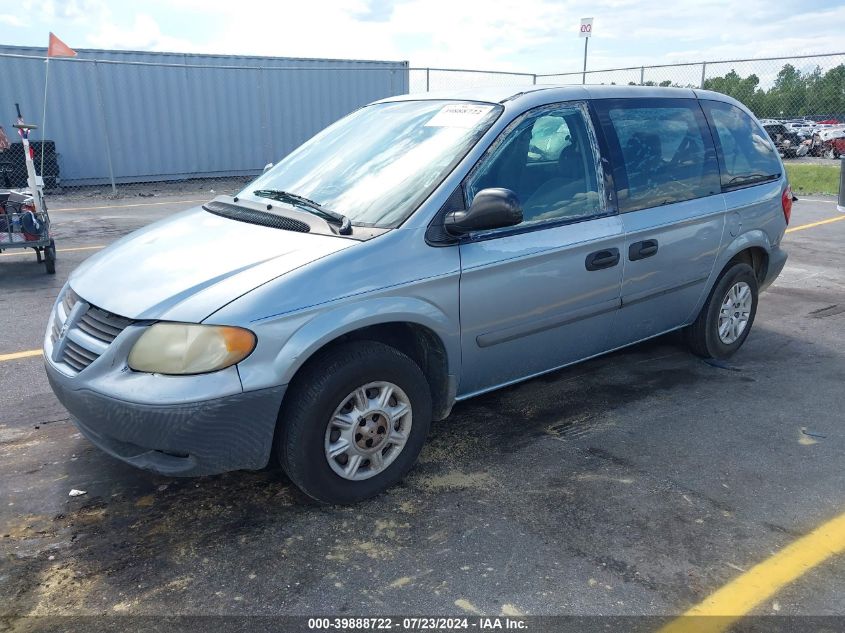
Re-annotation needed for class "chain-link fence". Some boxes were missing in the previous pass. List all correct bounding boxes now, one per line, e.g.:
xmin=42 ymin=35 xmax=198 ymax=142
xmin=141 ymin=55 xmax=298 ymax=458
xmin=413 ymin=52 xmax=845 ymax=161
xmin=410 ymin=53 xmax=845 ymax=125
xmin=409 ymin=68 xmax=536 ymax=93
xmin=538 ymin=52 xmax=845 ymax=122
xmin=1 ymin=49 xmax=843 ymax=205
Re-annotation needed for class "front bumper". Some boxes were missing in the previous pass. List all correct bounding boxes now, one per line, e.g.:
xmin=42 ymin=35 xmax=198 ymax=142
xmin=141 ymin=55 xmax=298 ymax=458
xmin=46 ymin=361 xmax=285 ymax=477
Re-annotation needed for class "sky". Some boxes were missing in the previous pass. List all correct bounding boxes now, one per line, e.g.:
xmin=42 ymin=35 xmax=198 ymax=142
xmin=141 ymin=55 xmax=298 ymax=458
xmin=0 ymin=0 xmax=843 ymax=76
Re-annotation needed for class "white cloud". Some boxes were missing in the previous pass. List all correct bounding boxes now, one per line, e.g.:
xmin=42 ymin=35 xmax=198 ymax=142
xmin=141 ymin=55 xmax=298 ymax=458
xmin=133 ymin=0 xmax=845 ymax=75
xmin=0 ymin=13 xmax=26 ymax=27
xmin=86 ymin=13 xmax=197 ymax=51
xmin=21 ymin=0 xmax=108 ymax=22
xmin=8 ymin=0 xmax=845 ymax=79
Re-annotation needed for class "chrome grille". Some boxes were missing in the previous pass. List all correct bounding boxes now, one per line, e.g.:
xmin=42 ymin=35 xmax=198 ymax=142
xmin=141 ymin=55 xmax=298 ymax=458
xmin=50 ymin=287 xmax=134 ymax=375
xmin=77 ymin=307 xmax=133 ymax=343
xmin=51 ymin=287 xmax=80 ymax=344
xmin=63 ymin=338 xmax=99 ymax=371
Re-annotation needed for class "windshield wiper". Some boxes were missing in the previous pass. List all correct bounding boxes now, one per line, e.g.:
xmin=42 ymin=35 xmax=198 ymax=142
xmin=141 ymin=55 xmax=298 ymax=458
xmin=253 ymin=189 xmax=352 ymax=235
xmin=726 ymin=173 xmax=779 ymax=187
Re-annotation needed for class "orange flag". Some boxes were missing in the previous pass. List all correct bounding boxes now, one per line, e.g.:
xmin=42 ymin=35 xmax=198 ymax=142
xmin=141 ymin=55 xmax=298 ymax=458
xmin=47 ymin=32 xmax=77 ymax=58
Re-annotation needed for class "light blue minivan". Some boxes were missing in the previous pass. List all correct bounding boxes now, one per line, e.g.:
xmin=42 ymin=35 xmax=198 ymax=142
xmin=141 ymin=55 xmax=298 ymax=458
xmin=45 ymin=85 xmax=791 ymax=503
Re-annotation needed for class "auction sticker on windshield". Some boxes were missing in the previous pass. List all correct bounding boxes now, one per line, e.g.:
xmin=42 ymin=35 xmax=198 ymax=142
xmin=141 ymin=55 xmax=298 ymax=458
xmin=425 ymin=103 xmax=494 ymax=128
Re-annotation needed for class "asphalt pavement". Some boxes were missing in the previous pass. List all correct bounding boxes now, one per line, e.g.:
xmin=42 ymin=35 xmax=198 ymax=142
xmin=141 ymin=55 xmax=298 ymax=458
xmin=1 ymin=195 xmax=844 ymax=628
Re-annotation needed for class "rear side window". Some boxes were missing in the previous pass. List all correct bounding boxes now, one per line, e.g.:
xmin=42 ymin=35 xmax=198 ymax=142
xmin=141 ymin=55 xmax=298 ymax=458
xmin=701 ymin=101 xmax=781 ymax=189
xmin=595 ymin=99 xmax=720 ymax=212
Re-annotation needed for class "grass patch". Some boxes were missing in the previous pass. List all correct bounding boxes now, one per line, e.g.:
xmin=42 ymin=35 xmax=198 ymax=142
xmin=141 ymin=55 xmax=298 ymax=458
xmin=785 ymin=163 xmax=841 ymax=196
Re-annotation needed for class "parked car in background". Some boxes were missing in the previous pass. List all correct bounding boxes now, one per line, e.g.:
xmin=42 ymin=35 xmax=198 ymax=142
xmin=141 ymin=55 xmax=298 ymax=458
xmin=764 ymin=123 xmax=802 ymax=157
xmin=823 ymin=137 xmax=845 ymax=159
xmin=783 ymin=120 xmax=815 ymax=134
xmin=816 ymin=126 xmax=845 ymax=158
xmin=44 ymin=86 xmax=790 ymax=504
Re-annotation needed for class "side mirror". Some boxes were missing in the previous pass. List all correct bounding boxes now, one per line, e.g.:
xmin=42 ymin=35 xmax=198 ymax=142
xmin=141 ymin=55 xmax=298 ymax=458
xmin=444 ymin=188 xmax=523 ymax=235
xmin=263 ymin=162 xmax=274 ymax=174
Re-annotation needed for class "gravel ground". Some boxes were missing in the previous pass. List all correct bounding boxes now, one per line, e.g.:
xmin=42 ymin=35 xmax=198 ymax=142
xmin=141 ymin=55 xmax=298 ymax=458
xmin=42 ymin=177 xmax=254 ymax=206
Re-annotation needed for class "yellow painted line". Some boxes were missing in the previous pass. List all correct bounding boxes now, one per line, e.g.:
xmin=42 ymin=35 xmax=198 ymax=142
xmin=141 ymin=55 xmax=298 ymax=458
xmin=0 ymin=245 xmax=105 ymax=257
xmin=51 ymin=198 xmax=208 ymax=212
xmin=786 ymin=215 xmax=845 ymax=233
xmin=0 ymin=349 xmax=42 ymax=362
xmin=658 ymin=511 xmax=845 ymax=633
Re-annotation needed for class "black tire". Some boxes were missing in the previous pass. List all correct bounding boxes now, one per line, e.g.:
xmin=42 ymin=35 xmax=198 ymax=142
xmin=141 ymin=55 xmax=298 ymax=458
xmin=44 ymin=240 xmax=56 ymax=275
xmin=277 ymin=340 xmax=432 ymax=504
xmin=685 ymin=262 xmax=758 ymax=359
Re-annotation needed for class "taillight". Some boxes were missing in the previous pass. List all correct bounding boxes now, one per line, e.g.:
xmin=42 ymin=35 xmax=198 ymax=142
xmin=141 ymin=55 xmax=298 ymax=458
xmin=781 ymin=186 xmax=792 ymax=225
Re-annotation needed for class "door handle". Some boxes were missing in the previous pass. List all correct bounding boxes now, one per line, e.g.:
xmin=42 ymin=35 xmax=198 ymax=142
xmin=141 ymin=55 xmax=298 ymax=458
xmin=585 ymin=248 xmax=620 ymax=271
xmin=628 ymin=239 xmax=659 ymax=261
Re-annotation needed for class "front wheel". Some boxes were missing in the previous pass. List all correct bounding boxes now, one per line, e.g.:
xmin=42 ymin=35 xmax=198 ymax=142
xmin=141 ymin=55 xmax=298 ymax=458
xmin=277 ymin=340 xmax=432 ymax=504
xmin=685 ymin=262 xmax=758 ymax=359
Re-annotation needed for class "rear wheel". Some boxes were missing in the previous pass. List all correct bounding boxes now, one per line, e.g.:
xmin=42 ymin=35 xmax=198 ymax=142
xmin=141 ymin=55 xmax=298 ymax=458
xmin=685 ymin=262 xmax=758 ymax=359
xmin=277 ymin=340 xmax=432 ymax=504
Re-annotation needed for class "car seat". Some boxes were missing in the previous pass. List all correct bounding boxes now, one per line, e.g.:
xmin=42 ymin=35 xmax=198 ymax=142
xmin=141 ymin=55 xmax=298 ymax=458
xmin=522 ymin=136 xmax=591 ymax=221
xmin=623 ymin=132 xmax=663 ymax=195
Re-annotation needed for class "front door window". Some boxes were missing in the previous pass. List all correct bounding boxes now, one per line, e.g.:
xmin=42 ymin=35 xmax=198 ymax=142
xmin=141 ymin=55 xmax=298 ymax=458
xmin=465 ymin=104 xmax=604 ymax=226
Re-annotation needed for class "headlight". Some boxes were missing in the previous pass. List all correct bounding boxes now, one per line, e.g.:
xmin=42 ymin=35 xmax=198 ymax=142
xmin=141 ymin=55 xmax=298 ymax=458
xmin=128 ymin=323 xmax=256 ymax=375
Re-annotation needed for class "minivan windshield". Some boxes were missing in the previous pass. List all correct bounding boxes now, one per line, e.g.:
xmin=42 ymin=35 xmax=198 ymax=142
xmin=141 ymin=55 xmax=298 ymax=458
xmin=239 ymin=100 xmax=502 ymax=228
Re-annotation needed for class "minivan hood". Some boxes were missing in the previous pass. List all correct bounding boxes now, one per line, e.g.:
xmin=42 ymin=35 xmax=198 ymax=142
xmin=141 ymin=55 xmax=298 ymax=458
xmin=70 ymin=206 xmax=357 ymax=322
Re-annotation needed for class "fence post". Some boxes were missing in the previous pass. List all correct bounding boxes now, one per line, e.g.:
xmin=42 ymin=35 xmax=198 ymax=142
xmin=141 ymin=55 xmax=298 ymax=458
xmin=257 ymin=67 xmax=273 ymax=164
xmin=640 ymin=66 xmax=644 ymax=85
xmin=92 ymin=61 xmax=117 ymax=195
xmin=700 ymin=62 xmax=707 ymax=89
xmin=425 ymin=68 xmax=430 ymax=92
xmin=532 ymin=74 xmax=537 ymax=85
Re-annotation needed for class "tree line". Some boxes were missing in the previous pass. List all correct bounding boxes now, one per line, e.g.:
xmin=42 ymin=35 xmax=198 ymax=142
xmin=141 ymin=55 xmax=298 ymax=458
xmin=630 ymin=63 xmax=845 ymax=120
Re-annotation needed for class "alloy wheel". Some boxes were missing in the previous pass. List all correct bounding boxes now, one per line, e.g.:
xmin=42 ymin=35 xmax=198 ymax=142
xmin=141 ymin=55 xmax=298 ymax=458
xmin=718 ymin=281 xmax=753 ymax=345
xmin=324 ymin=381 xmax=412 ymax=481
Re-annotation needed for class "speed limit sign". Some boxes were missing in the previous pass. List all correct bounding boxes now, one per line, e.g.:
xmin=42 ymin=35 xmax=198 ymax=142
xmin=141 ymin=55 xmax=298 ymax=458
xmin=580 ymin=17 xmax=593 ymax=37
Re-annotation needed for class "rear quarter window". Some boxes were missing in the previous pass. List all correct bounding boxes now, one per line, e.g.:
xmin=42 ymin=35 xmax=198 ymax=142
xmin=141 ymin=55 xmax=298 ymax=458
xmin=595 ymin=99 xmax=721 ymax=213
xmin=701 ymin=101 xmax=782 ymax=189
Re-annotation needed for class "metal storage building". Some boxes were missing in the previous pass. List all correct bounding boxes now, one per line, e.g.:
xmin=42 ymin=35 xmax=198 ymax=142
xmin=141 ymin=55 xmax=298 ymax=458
xmin=0 ymin=46 xmax=409 ymax=187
